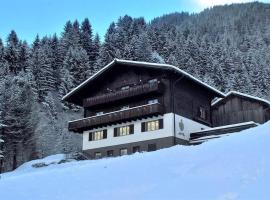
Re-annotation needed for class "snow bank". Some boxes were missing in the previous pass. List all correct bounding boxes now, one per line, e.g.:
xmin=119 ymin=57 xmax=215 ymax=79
xmin=0 ymin=122 xmax=270 ymax=200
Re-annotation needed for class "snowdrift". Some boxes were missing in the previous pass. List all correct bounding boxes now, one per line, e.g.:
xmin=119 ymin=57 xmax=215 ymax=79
xmin=0 ymin=122 xmax=270 ymax=200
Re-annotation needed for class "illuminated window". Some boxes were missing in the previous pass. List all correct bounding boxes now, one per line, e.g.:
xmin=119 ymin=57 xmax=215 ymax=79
xmin=120 ymin=148 xmax=128 ymax=156
xmin=89 ymin=130 xmax=107 ymax=141
xmin=94 ymin=152 xmax=102 ymax=159
xmin=114 ymin=125 xmax=134 ymax=137
xmin=141 ymin=119 xmax=163 ymax=132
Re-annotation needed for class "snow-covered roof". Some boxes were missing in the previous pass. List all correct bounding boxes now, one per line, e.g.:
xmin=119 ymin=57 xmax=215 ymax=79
xmin=62 ymin=59 xmax=225 ymax=102
xmin=212 ymin=91 xmax=270 ymax=107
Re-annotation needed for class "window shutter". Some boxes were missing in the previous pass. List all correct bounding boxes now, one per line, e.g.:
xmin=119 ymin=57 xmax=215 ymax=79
xmin=89 ymin=132 xmax=92 ymax=141
xmin=103 ymin=130 xmax=107 ymax=139
xmin=141 ymin=122 xmax=145 ymax=132
xmin=130 ymin=125 xmax=134 ymax=134
xmin=159 ymin=119 xmax=163 ymax=129
xmin=114 ymin=128 xmax=117 ymax=137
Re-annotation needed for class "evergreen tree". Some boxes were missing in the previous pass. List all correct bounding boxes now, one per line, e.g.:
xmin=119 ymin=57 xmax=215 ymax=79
xmin=95 ymin=23 xmax=117 ymax=67
xmin=60 ymin=46 xmax=90 ymax=95
xmin=0 ymin=38 xmax=8 ymax=76
xmin=4 ymin=30 xmax=20 ymax=74
xmin=18 ymin=41 xmax=29 ymax=72
xmin=80 ymin=18 xmax=93 ymax=59
xmin=1 ymin=76 xmax=38 ymax=169
xmin=50 ymin=34 xmax=62 ymax=89
xmin=91 ymin=34 xmax=101 ymax=72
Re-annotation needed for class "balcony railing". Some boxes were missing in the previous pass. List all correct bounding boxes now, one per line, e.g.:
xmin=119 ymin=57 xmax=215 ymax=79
xmin=83 ymin=81 xmax=163 ymax=108
xmin=69 ymin=103 xmax=164 ymax=132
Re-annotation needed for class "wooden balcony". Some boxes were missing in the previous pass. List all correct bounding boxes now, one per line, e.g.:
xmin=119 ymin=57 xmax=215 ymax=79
xmin=83 ymin=81 xmax=163 ymax=108
xmin=69 ymin=103 xmax=164 ymax=132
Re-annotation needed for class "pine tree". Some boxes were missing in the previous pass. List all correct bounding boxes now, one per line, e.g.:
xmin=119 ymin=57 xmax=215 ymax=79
xmin=80 ymin=18 xmax=93 ymax=59
xmin=29 ymin=39 xmax=56 ymax=101
xmin=0 ymin=38 xmax=8 ymax=76
xmin=4 ymin=30 xmax=20 ymax=74
xmin=18 ymin=41 xmax=29 ymax=72
xmin=126 ymin=33 xmax=152 ymax=62
xmin=95 ymin=23 xmax=117 ymax=67
xmin=1 ymin=76 xmax=38 ymax=169
xmin=50 ymin=34 xmax=62 ymax=89
xmin=60 ymin=46 xmax=90 ymax=95
xmin=90 ymin=34 xmax=101 ymax=72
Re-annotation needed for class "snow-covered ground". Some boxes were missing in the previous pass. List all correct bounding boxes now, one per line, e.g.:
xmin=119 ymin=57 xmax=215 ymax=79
xmin=0 ymin=122 xmax=270 ymax=200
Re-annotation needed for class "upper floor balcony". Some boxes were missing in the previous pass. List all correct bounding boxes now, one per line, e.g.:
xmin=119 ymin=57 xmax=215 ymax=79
xmin=83 ymin=80 xmax=164 ymax=108
xmin=69 ymin=103 xmax=164 ymax=133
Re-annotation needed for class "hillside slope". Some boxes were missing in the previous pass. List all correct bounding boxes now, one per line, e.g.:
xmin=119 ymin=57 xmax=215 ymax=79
xmin=0 ymin=122 xmax=269 ymax=200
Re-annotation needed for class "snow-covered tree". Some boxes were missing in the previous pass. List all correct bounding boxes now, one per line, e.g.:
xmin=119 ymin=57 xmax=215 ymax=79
xmin=4 ymin=31 xmax=20 ymax=74
xmin=1 ymin=76 xmax=38 ymax=169
xmin=80 ymin=18 xmax=93 ymax=59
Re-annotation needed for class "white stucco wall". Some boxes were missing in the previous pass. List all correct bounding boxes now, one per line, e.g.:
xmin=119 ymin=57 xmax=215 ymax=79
xmin=82 ymin=113 xmax=209 ymax=150
xmin=174 ymin=115 xmax=210 ymax=140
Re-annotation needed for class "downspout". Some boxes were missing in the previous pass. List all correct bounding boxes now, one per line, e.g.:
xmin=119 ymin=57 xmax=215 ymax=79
xmin=172 ymin=74 xmax=185 ymax=145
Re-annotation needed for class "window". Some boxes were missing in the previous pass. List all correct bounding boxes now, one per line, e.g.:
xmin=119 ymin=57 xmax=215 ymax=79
xmin=96 ymin=111 xmax=104 ymax=116
xmin=141 ymin=119 xmax=163 ymax=132
xmin=133 ymin=146 xmax=140 ymax=153
xmin=148 ymin=99 xmax=158 ymax=104
xmin=121 ymin=85 xmax=130 ymax=90
xmin=114 ymin=125 xmax=134 ymax=137
xmin=120 ymin=148 xmax=128 ymax=156
xmin=198 ymin=107 xmax=207 ymax=120
xmin=148 ymin=78 xmax=158 ymax=84
xmin=148 ymin=144 xmax=156 ymax=152
xmin=107 ymin=150 xmax=114 ymax=157
xmin=94 ymin=152 xmax=102 ymax=159
xmin=89 ymin=130 xmax=107 ymax=141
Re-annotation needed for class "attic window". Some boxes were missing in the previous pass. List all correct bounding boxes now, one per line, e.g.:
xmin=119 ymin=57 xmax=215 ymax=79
xmin=148 ymin=99 xmax=158 ymax=104
xmin=198 ymin=107 xmax=207 ymax=120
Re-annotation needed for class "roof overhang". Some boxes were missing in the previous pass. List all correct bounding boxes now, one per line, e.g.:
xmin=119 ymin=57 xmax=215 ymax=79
xmin=212 ymin=91 xmax=270 ymax=107
xmin=62 ymin=59 xmax=225 ymax=105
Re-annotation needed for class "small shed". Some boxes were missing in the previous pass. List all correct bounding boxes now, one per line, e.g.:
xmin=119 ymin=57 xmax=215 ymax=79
xmin=211 ymin=91 xmax=270 ymax=127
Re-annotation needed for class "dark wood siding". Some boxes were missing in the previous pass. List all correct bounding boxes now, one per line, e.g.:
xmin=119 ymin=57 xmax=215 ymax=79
xmin=68 ymin=63 xmax=219 ymax=132
xmin=212 ymin=95 xmax=267 ymax=126
xmin=170 ymin=76 xmax=213 ymax=126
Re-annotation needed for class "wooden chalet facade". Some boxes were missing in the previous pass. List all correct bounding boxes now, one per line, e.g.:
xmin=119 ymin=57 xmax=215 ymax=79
xmin=63 ymin=59 xmax=269 ymax=159
xmin=63 ymin=59 xmax=225 ymax=158
xmin=212 ymin=91 xmax=270 ymax=127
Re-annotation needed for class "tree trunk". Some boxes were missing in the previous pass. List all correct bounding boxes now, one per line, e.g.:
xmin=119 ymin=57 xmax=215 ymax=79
xmin=12 ymin=146 xmax=17 ymax=170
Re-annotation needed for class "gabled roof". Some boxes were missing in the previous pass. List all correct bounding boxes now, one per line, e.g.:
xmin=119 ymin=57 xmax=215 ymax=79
xmin=62 ymin=59 xmax=225 ymax=102
xmin=212 ymin=91 xmax=270 ymax=107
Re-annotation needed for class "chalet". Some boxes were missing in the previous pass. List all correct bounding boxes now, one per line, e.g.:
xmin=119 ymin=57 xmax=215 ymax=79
xmin=63 ymin=59 xmax=227 ymax=158
xmin=212 ymin=91 xmax=270 ymax=126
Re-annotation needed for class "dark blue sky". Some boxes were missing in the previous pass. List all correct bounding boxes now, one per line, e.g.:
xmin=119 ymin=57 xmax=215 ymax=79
xmin=0 ymin=0 xmax=267 ymax=43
